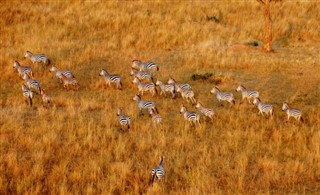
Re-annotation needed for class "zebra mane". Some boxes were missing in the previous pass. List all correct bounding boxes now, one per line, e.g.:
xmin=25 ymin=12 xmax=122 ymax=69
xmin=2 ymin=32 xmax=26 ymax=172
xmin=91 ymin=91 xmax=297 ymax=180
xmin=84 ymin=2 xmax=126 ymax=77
xmin=132 ymin=59 xmax=141 ymax=62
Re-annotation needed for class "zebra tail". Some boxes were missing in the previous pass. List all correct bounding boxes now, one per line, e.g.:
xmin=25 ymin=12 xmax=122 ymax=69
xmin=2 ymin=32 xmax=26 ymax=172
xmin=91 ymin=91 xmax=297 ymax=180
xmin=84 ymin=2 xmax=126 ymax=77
xmin=157 ymin=66 xmax=159 ymax=71
xmin=301 ymin=117 xmax=304 ymax=122
xmin=154 ymin=107 xmax=159 ymax=114
xmin=29 ymin=97 xmax=33 ymax=107
xmin=120 ymin=81 xmax=123 ymax=90
xmin=47 ymin=59 xmax=51 ymax=66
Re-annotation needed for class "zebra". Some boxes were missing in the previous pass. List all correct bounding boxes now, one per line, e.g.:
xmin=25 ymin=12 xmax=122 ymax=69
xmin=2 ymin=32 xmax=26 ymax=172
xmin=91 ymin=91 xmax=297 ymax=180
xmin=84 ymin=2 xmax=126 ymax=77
xmin=167 ymin=78 xmax=191 ymax=91
xmin=180 ymin=104 xmax=200 ymax=126
xmin=99 ymin=69 xmax=122 ymax=89
xmin=132 ymin=59 xmax=159 ymax=72
xmin=151 ymin=156 xmax=165 ymax=184
xmin=40 ymin=89 xmax=51 ymax=108
xmin=132 ymin=77 xmax=156 ymax=96
xmin=24 ymin=51 xmax=50 ymax=66
xmin=50 ymin=66 xmax=74 ymax=83
xmin=21 ymin=83 xmax=34 ymax=107
xmin=132 ymin=95 xmax=157 ymax=115
xmin=195 ymin=102 xmax=214 ymax=122
xmin=22 ymin=74 xmax=41 ymax=94
xmin=117 ymin=108 xmax=131 ymax=130
xmin=253 ymin=98 xmax=273 ymax=117
xmin=176 ymin=86 xmax=196 ymax=104
xmin=155 ymin=80 xmax=175 ymax=98
xmin=59 ymin=74 xmax=80 ymax=90
xmin=235 ymin=85 xmax=259 ymax=104
xmin=130 ymin=69 xmax=152 ymax=82
xmin=149 ymin=109 xmax=162 ymax=128
xmin=282 ymin=102 xmax=303 ymax=122
xmin=210 ymin=87 xmax=235 ymax=105
xmin=13 ymin=61 xmax=33 ymax=78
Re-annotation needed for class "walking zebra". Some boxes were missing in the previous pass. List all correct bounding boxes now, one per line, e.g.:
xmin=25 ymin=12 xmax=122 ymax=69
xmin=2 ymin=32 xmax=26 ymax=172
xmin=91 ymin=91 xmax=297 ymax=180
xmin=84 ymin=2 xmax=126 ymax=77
xmin=180 ymin=104 xmax=200 ymax=126
xmin=50 ymin=66 xmax=74 ymax=83
xmin=210 ymin=87 xmax=235 ymax=105
xmin=176 ymin=86 xmax=196 ymax=104
xmin=149 ymin=109 xmax=162 ymax=128
xmin=132 ymin=59 xmax=159 ymax=72
xmin=196 ymin=102 xmax=214 ymax=122
xmin=21 ymin=84 xmax=34 ymax=106
xmin=282 ymin=102 xmax=303 ymax=122
xmin=167 ymin=78 xmax=191 ymax=91
xmin=236 ymin=85 xmax=259 ymax=104
xmin=130 ymin=69 xmax=152 ymax=82
xmin=151 ymin=156 xmax=165 ymax=184
xmin=117 ymin=108 xmax=131 ymax=130
xmin=132 ymin=95 xmax=157 ymax=115
xmin=253 ymin=98 xmax=273 ymax=117
xmin=24 ymin=51 xmax=50 ymax=66
xmin=13 ymin=61 xmax=33 ymax=78
xmin=60 ymin=74 xmax=80 ymax=90
xmin=40 ymin=89 xmax=51 ymax=108
xmin=132 ymin=77 xmax=156 ymax=96
xmin=22 ymin=74 xmax=41 ymax=94
xmin=99 ymin=69 xmax=122 ymax=89
xmin=156 ymin=80 xmax=175 ymax=98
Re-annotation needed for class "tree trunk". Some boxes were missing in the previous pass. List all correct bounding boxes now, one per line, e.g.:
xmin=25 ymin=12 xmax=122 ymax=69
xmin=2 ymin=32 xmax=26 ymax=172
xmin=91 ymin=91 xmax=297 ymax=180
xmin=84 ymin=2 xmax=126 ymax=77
xmin=262 ymin=0 xmax=273 ymax=52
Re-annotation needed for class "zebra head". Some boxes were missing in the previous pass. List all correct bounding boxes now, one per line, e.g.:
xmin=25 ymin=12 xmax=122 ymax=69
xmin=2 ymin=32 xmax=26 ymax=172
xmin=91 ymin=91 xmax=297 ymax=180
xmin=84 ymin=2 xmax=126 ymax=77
xmin=167 ymin=78 xmax=176 ymax=84
xmin=253 ymin=98 xmax=260 ymax=105
xmin=49 ymin=66 xmax=58 ymax=72
xmin=195 ymin=102 xmax=201 ymax=109
xmin=282 ymin=102 xmax=289 ymax=111
xmin=132 ymin=77 xmax=140 ymax=84
xmin=180 ymin=105 xmax=186 ymax=114
xmin=99 ymin=69 xmax=108 ymax=76
xmin=24 ymin=51 xmax=32 ymax=58
xmin=159 ymin=156 xmax=164 ymax=166
xmin=236 ymin=85 xmax=245 ymax=92
xmin=210 ymin=87 xmax=219 ymax=94
xmin=133 ymin=94 xmax=141 ymax=102
xmin=155 ymin=80 xmax=161 ymax=86
xmin=117 ymin=107 xmax=123 ymax=116
xmin=13 ymin=61 xmax=20 ymax=68
xmin=132 ymin=59 xmax=141 ymax=68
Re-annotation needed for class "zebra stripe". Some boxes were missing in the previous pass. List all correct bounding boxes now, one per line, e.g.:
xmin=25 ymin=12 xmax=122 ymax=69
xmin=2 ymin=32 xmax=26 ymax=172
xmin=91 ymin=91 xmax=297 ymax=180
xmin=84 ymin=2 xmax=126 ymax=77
xmin=132 ymin=60 xmax=159 ymax=72
xmin=59 ymin=74 xmax=80 ymax=90
xmin=149 ymin=109 xmax=162 ymax=128
xmin=50 ymin=66 xmax=74 ymax=82
xmin=151 ymin=156 xmax=165 ymax=184
xmin=156 ymin=80 xmax=175 ymax=98
xmin=25 ymin=51 xmax=50 ymax=66
xmin=176 ymin=86 xmax=196 ymax=104
xmin=282 ymin=102 xmax=303 ymax=121
xmin=253 ymin=98 xmax=273 ymax=117
xmin=117 ymin=108 xmax=131 ymax=130
xmin=40 ymin=89 xmax=51 ymax=108
xmin=22 ymin=74 xmax=41 ymax=94
xmin=180 ymin=105 xmax=200 ymax=126
xmin=13 ymin=61 xmax=33 ymax=78
xmin=236 ymin=85 xmax=259 ymax=104
xmin=99 ymin=69 xmax=122 ymax=89
xmin=210 ymin=87 xmax=235 ymax=105
xmin=21 ymin=84 xmax=34 ymax=106
xmin=196 ymin=102 xmax=214 ymax=122
xmin=167 ymin=78 xmax=191 ymax=91
xmin=132 ymin=77 xmax=156 ymax=96
xmin=132 ymin=95 xmax=157 ymax=115
xmin=130 ymin=69 xmax=152 ymax=81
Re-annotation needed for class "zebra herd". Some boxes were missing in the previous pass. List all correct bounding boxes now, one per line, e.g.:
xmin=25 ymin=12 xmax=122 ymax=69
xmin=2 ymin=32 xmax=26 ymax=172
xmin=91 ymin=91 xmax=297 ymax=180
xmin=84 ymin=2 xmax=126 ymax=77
xmin=13 ymin=51 xmax=305 ymax=184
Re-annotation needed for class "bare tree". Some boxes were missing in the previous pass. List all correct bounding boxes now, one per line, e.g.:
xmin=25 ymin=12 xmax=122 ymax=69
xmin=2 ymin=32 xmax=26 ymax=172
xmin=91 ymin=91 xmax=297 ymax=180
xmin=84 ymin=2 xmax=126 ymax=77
xmin=256 ymin=0 xmax=273 ymax=52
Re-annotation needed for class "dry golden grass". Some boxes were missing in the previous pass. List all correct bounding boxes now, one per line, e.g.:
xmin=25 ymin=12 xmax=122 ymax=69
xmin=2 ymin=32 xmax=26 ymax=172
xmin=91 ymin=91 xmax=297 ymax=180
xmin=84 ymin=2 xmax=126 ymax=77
xmin=1 ymin=1 xmax=320 ymax=194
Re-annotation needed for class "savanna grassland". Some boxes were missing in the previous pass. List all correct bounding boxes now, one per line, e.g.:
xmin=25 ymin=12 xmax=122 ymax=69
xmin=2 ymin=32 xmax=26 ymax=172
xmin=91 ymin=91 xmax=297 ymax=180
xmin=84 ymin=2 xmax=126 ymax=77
xmin=1 ymin=1 xmax=320 ymax=194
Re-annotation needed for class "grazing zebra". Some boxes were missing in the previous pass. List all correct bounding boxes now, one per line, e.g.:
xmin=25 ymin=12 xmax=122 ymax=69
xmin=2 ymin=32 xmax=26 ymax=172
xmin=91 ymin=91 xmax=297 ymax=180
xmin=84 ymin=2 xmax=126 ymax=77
xmin=24 ymin=51 xmax=50 ymax=66
xmin=167 ymin=78 xmax=191 ymax=91
xmin=180 ymin=104 xmax=200 ymax=126
xmin=99 ymin=69 xmax=122 ymax=89
xmin=151 ymin=156 xmax=165 ymax=184
xmin=282 ymin=102 xmax=303 ymax=122
xmin=132 ymin=77 xmax=156 ymax=96
xmin=40 ymin=89 xmax=51 ymax=108
xmin=22 ymin=74 xmax=41 ymax=94
xmin=132 ymin=95 xmax=157 ymax=115
xmin=176 ymin=86 xmax=196 ymax=104
xmin=149 ymin=109 xmax=162 ymax=128
xmin=21 ymin=84 xmax=34 ymax=106
xmin=210 ymin=87 xmax=235 ymax=105
xmin=196 ymin=102 xmax=214 ymax=122
xmin=132 ymin=59 xmax=159 ymax=72
xmin=13 ymin=61 xmax=33 ymax=78
xmin=156 ymin=80 xmax=175 ymax=98
xmin=50 ymin=66 xmax=74 ymax=83
xmin=117 ymin=108 xmax=131 ymax=130
xmin=236 ymin=85 xmax=259 ymax=104
xmin=253 ymin=98 xmax=273 ymax=117
xmin=130 ymin=69 xmax=152 ymax=81
xmin=59 ymin=74 xmax=80 ymax=90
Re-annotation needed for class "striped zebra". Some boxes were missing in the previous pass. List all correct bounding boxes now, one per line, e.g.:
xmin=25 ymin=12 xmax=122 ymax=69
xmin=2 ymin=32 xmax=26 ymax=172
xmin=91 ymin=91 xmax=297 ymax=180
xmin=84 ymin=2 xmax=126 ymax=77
xmin=130 ymin=69 xmax=152 ymax=82
xmin=151 ymin=156 xmax=165 ymax=184
xmin=24 ymin=51 xmax=50 ymax=66
xmin=176 ymin=86 xmax=196 ymax=104
xmin=196 ymin=102 xmax=214 ymax=122
xmin=132 ymin=95 xmax=157 ymax=115
xmin=282 ymin=102 xmax=303 ymax=122
xmin=132 ymin=77 xmax=156 ymax=96
xmin=167 ymin=78 xmax=191 ymax=91
xmin=22 ymin=74 xmax=41 ymax=94
xmin=50 ymin=66 xmax=74 ymax=83
xmin=21 ymin=84 xmax=34 ymax=107
xmin=210 ymin=87 xmax=235 ymax=105
xmin=60 ymin=74 xmax=80 ymax=90
xmin=117 ymin=108 xmax=131 ymax=130
xmin=99 ymin=69 xmax=122 ymax=89
xmin=236 ymin=85 xmax=259 ymax=104
xmin=132 ymin=59 xmax=159 ymax=72
xmin=253 ymin=98 xmax=273 ymax=117
xmin=156 ymin=80 xmax=175 ymax=98
xmin=40 ymin=89 xmax=51 ymax=108
xmin=13 ymin=61 xmax=33 ymax=78
xmin=149 ymin=109 xmax=162 ymax=128
xmin=180 ymin=104 xmax=200 ymax=126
